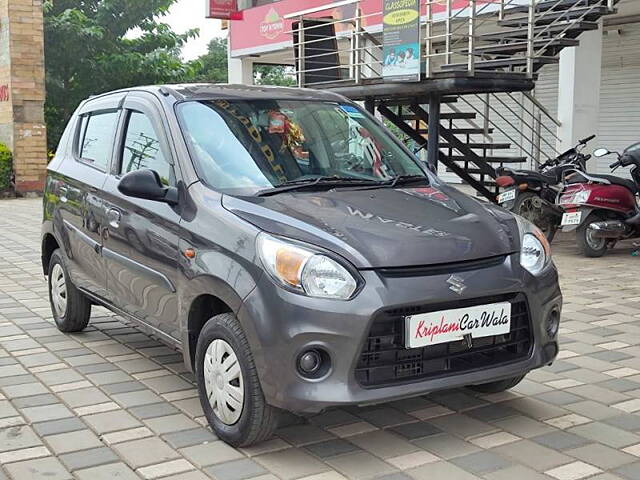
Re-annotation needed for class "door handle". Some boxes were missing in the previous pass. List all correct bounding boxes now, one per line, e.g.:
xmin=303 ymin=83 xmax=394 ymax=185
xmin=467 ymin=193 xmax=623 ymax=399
xmin=107 ymin=208 xmax=121 ymax=229
xmin=59 ymin=186 xmax=68 ymax=203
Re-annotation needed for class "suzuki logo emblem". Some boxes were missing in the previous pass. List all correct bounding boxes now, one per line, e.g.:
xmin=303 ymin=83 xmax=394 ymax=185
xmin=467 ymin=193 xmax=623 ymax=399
xmin=447 ymin=275 xmax=467 ymax=295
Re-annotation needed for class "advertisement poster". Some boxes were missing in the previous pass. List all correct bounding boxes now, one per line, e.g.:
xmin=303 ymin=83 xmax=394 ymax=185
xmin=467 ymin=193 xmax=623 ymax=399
xmin=382 ymin=0 xmax=421 ymax=82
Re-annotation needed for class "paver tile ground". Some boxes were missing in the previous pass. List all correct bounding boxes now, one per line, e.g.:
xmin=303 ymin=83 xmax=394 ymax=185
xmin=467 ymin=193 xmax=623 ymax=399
xmin=1 ymin=198 xmax=639 ymax=479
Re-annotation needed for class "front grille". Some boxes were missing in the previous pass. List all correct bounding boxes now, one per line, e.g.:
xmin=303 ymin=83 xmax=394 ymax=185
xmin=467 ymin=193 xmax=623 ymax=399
xmin=355 ymin=293 xmax=532 ymax=388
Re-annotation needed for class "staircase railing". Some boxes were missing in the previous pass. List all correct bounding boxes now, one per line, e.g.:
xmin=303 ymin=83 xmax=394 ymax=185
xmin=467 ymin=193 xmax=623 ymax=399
xmin=450 ymin=92 xmax=561 ymax=167
xmin=287 ymin=0 xmax=616 ymax=85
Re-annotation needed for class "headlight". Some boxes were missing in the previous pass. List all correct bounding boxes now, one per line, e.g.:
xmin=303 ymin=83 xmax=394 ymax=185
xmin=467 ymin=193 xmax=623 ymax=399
xmin=257 ymin=233 xmax=359 ymax=299
xmin=515 ymin=216 xmax=551 ymax=275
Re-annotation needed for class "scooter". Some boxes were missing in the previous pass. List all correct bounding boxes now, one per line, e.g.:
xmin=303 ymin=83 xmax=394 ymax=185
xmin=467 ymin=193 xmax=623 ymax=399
xmin=495 ymin=135 xmax=594 ymax=242
xmin=558 ymin=142 xmax=640 ymax=257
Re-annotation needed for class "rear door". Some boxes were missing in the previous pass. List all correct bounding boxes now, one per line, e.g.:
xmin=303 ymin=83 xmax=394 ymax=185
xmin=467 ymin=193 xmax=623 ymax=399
xmin=54 ymin=94 xmax=123 ymax=299
xmin=101 ymin=92 xmax=183 ymax=341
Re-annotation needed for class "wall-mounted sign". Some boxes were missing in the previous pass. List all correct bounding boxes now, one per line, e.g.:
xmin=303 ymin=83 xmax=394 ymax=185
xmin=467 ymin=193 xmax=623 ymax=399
xmin=382 ymin=0 xmax=421 ymax=82
xmin=206 ymin=0 xmax=243 ymax=20
xmin=0 ymin=85 xmax=9 ymax=102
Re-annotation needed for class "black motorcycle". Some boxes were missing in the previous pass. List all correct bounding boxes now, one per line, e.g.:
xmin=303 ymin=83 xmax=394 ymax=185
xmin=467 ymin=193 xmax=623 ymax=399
xmin=495 ymin=135 xmax=594 ymax=242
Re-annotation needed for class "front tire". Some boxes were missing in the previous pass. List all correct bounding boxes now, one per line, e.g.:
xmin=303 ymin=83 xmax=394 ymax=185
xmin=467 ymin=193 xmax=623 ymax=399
xmin=48 ymin=249 xmax=91 ymax=333
xmin=195 ymin=313 xmax=278 ymax=447
xmin=513 ymin=191 xmax=557 ymax=242
xmin=576 ymin=213 xmax=607 ymax=257
xmin=467 ymin=375 xmax=525 ymax=394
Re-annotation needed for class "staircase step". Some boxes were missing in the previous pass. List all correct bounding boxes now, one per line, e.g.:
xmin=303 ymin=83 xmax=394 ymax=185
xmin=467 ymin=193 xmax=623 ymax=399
xmin=382 ymin=96 xmax=459 ymax=106
xmin=439 ymin=142 xmax=512 ymax=150
xmin=509 ymin=0 xmax=600 ymax=15
xmin=419 ymin=128 xmax=495 ymax=135
xmin=498 ymin=6 xmax=612 ymax=27
xmin=463 ymin=38 xmax=579 ymax=56
xmin=480 ymin=21 xmax=598 ymax=41
xmin=447 ymin=155 xmax=528 ymax=164
xmin=449 ymin=128 xmax=495 ymax=135
xmin=441 ymin=56 xmax=558 ymax=72
xmin=400 ymin=112 xmax=477 ymax=121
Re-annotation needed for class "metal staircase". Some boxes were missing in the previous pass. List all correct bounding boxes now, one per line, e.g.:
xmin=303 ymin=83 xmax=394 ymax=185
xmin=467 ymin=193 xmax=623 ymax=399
xmin=288 ymin=0 xmax=619 ymax=201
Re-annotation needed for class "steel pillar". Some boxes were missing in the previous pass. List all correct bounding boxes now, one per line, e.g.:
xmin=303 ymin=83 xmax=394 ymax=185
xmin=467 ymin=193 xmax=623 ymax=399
xmin=427 ymin=96 xmax=441 ymax=172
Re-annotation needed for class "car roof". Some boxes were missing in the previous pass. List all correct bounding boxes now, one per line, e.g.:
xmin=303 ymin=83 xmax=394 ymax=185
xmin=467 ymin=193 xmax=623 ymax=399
xmin=91 ymin=83 xmax=349 ymax=103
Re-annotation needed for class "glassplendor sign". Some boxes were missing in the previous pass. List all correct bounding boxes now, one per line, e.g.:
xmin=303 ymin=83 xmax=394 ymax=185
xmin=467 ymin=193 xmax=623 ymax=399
xmin=405 ymin=302 xmax=511 ymax=348
xmin=382 ymin=0 xmax=421 ymax=82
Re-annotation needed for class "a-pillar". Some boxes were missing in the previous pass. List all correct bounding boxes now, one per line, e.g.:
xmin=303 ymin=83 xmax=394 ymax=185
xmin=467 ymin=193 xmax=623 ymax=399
xmin=557 ymin=24 xmax=603 ymax=159
xmin=0 ymin=0 xmax=47 ymax=194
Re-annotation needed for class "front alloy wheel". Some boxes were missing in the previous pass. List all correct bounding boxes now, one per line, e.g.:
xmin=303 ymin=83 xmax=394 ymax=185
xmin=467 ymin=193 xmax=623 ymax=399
xmin=203 ymin=339 xmax=244 ymax=425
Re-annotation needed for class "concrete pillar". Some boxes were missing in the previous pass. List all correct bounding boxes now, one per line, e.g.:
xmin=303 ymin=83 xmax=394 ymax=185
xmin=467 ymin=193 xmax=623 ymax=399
xmin=557 ymin=25 xmax=603 ymax=160
xmin=228 ymin=50 xmax=254 ymax=85
xmin=0 ymin=0 xmax=47 ymax=193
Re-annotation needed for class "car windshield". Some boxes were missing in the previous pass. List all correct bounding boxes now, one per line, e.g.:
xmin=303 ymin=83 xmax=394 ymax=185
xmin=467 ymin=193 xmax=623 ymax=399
xmin=176 ymin=99 xmax=427 ymax=194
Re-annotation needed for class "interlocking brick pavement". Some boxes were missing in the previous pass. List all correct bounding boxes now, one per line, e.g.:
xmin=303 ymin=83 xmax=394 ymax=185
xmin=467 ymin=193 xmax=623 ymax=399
xmin=2 ymin=198 xmax=640 ymax=480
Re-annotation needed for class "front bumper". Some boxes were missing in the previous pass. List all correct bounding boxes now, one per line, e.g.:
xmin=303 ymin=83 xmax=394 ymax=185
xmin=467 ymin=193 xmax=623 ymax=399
xmin=238 ymin=254 xmax=561 ymax=413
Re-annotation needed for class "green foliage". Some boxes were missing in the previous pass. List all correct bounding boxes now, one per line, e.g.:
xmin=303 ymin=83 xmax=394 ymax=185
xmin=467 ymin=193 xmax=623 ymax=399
xmin=0 ymin=143 xmax=13 ymax=192
xmin=254 ymin=64 xmax=296 ymax=87
xmin=190 ymin=37 xmax=229 ymax=83
xmin=44 ymin=0 xmax=199 ymax=151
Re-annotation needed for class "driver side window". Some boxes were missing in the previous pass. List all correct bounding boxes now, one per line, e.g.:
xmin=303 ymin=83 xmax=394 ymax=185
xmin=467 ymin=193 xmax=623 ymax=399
xmin=121 ymin=111 xmax=175 ymax=186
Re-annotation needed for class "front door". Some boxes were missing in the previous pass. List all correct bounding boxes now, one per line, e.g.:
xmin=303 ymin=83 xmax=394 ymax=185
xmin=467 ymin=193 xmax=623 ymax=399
xmin=102 ymin=92 xmax=183 ymax=341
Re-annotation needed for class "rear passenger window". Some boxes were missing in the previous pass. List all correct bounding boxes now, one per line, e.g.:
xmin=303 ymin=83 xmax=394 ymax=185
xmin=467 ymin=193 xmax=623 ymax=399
xmin=78 ymin=111 xmax=119 ymax=171
xmin=121 ymin=111 xmax=174 ymax=186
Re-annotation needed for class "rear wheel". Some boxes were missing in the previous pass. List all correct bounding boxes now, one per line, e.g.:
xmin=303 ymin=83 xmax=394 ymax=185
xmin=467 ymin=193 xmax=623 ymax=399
xmin=48 ymin=249 xmax=91 ymax=333
xmin=577 ymin=213 xmax=607 ymax=257
xmin=467 ymin=375 xmax=525 ymax=394
xmin=514 ymin=191 xmax=557 ymax=242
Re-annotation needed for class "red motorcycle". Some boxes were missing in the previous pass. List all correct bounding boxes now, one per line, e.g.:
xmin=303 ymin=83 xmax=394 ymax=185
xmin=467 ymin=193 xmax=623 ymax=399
xmin=558 ymin=143 xmax=640 ymax=257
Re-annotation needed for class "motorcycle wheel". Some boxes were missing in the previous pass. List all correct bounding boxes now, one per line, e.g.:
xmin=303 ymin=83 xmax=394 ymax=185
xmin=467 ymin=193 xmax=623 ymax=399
xmin=576 ymin=213 xmax=607 ymax=258
xmin=513 ymin=191 xmax=557 ymax=243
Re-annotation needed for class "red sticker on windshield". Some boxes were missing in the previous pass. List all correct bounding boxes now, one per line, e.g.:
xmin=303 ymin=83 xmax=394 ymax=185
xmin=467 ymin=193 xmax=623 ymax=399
xmin=268 ymin=111 xmax=286 ymax=134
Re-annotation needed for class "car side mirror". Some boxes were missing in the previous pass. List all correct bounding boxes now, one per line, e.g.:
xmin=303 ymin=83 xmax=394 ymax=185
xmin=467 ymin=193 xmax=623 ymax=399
xmin=118 ymin=169 xmax=178 ymax=205
xmin=594 ymin=148 xmax=610 ymax=158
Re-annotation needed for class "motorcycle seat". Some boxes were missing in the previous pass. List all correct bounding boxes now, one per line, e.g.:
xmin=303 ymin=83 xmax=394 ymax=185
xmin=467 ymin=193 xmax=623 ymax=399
xmin=508 ymin=169 xmax=557 ymax=184
xmin=567 ymin=172 xmax=638 ymax=194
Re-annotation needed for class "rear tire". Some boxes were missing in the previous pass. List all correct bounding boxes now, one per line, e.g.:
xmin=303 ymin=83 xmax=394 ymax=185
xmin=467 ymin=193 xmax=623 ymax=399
xmin=513 ymin=191 xmax=557 ymax=243
xmin=576 ymin=213 xmax=607 ymax=257
xmin=467 ymin=375 xmax=525 ymax=394
xmin=195 ymin=313 xmax=279 ymax=447
xmin=48 ymin=249 xmax=91 ymax=333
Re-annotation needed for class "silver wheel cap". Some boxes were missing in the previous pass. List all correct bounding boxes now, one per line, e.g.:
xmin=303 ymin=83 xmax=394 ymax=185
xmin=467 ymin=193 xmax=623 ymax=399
xmin=51 ymin=263 xmax=67 ymax=317
xmin=204 ymin=339 xmax=244 ymax=425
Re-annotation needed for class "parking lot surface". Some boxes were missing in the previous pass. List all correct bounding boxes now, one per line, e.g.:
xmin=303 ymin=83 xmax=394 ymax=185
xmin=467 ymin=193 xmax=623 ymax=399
xmin=1 ymin=198 xmax=640 ymax=480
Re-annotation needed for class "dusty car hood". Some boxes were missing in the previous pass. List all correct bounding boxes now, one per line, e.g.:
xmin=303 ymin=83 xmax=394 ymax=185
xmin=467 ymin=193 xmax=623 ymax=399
xmin=222 ymin=184 xmax=519 ymax=269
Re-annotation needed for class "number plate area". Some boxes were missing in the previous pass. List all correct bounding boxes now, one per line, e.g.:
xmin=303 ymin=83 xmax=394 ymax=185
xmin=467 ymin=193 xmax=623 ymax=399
xmin=497 ymin=189 xmax=517 ymax=204
xmin=405 ymin=302 xmax=511 ymax=349
xmin=561 ymin=211 xmax=582 ymax=226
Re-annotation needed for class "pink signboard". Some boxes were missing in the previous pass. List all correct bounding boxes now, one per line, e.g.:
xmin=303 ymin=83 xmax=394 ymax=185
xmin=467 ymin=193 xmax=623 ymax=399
xmin=229 ymin=0 xmax=494 ymax=56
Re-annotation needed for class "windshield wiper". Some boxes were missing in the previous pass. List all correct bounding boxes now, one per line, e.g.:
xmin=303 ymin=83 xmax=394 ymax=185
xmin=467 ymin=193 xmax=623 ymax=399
xmin=255 ymin=176 xmax=384 ymax=197
xmin=386 ymin=174 xmax=429 ymax=188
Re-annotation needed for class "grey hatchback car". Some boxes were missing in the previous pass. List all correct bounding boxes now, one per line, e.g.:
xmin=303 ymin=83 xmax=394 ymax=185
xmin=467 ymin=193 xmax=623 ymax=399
xmin=42 ymin=84 xmax=561 ymax=446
